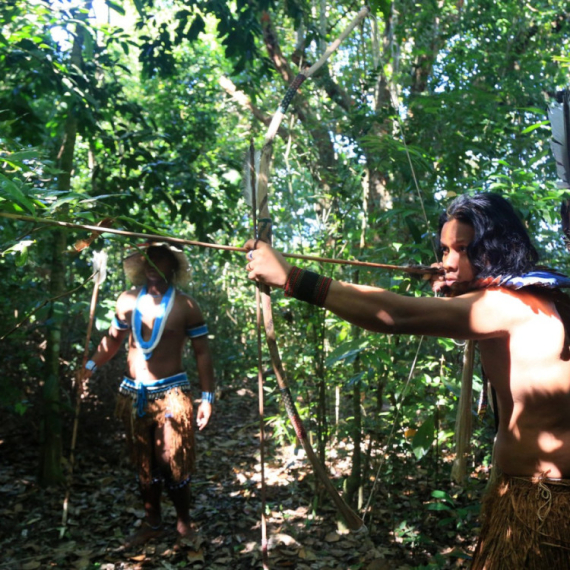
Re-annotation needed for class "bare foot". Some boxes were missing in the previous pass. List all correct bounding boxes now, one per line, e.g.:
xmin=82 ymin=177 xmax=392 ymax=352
xmin=173 ymin=521 xmax=198 ymax=551
xmin=120 ymin=521 xmax=163 ymax=550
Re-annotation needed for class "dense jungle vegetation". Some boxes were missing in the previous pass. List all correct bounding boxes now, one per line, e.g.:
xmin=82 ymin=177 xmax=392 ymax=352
xmin=1 ymin=0 xmax=570 ymax=568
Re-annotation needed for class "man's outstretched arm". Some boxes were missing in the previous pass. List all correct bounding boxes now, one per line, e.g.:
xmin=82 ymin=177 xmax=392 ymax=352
xmin=83 ymin=326 xmax=129 ymax=378
xmin=243 ymin=240 xmax=511 ymax=341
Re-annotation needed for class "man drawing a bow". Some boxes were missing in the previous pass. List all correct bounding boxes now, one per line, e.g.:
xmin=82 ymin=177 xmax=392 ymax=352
xmin=245 ymin=192 xmax=570 ymax=568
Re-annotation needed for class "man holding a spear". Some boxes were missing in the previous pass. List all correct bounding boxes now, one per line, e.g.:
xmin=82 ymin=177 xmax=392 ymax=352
xmin=83 ymin=242 xmax=215 ymax=549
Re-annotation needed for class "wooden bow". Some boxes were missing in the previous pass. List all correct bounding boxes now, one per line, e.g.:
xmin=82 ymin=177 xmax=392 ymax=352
xmin=254 ymin=7 xmax=370 ymax=532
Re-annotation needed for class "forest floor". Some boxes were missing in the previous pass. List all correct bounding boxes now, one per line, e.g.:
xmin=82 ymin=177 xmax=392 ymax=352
xmin=0 ymin=366 xmax=485 ymax=570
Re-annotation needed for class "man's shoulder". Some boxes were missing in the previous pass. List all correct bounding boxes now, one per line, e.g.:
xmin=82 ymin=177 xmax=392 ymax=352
xmin=117 ymin=287 xmax=140 ymax=305
xmin=464 ymin=285 xmax=539 ymax=303
xmin=119 ymin=287 xmax=141 ymax=297
xmin=454 ymin=286 xmax=538 ymax=317
xmin=173 ymin=289 xmax=204 ymax=315
xmin=174 ymin=289 xmax=199 ymax=304
xmin=470 ymin=286 xmax=561 ymax=327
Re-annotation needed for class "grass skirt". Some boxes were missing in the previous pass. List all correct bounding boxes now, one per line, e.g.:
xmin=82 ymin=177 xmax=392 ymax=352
xmin=471 ymin=474 xmax=570 ymax=569
xmin=115 ymin=387 xmax=195 ymax=487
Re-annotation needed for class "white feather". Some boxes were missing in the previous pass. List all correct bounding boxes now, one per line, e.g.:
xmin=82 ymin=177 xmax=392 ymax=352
xmin=548 ymin=90 xmax=570 ymax=189
xmin=93 ymin=250 xmax=108 ymax=285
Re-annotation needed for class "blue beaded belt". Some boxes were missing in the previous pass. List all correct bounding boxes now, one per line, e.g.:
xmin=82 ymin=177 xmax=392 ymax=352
xmin=119 ymin=372 xmax=190 ymax=417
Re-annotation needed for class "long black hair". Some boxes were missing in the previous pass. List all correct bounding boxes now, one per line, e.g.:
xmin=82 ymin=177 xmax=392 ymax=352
xmin=437 ymin=193 xmax=539 ymax=278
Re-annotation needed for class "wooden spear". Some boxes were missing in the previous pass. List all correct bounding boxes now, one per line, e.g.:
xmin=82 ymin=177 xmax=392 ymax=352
xmin=60 ymin=250 xmax=107 ymax=538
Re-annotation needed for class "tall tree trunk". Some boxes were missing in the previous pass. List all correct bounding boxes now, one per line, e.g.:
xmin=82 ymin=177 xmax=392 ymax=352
xmin=38 ymin=4 xmax=89 ymax=486
xmin=39 ymin=229 xmax=67 ymax=486
xmin=345 ymin=173 xmax=370 ymax=506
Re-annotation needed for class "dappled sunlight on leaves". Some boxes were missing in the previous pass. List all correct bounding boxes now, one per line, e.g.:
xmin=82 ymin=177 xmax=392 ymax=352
xmin=0 ymin=370 xmax=483 ymax=569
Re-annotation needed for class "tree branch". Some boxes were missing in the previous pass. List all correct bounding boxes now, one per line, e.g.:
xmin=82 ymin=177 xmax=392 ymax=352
xmin=219 ymin=76 xmax=289 ymax=138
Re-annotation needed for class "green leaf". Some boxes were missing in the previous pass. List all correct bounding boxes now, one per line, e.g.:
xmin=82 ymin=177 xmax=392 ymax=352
xmin=427 ymin=502 xmax=452 ymax=511
xmin=428 ymin=489 xmax=455 ymax=511
xmin=347 ymin=371 xmax=366 ymax=387
xmin=2 ymin=150 xmax=38 ymax=162
xmin=431 ymin=489 xmax=454 ymax=503
xmin=519 ymin=107 xmax=549 ymax=115
xmin=116 ymin=216 xmax=169 ymax=236
xmin=521 ymin=120 xmax=548 ymax=134
xmin=132 ymin=0 xmax=145 ymax=17
xmin=105 ymin=0 xmax=126 ymax=16
xmin=0 ymin=174 xmax=35 ymax=215
xmin=1 ymin=239 xmax=35 ymax=258
xmin=15 ymin=246 xmax=29 ymax=267
xmin=83 ymin=27 xmax=94 ymax=60
xmin=411 ymin=415 xmax=435 ymax=461
xmin=325 ymin=339 xmax=369 ymax=366
xmin=46 ymin=192 xmax=93 ymax=213
xmin=404 ymin=217 xmax=423 ymax=244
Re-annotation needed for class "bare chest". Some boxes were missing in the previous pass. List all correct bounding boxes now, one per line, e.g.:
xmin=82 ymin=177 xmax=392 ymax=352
xmin=128 ymin=296 xmax=186 ymax=342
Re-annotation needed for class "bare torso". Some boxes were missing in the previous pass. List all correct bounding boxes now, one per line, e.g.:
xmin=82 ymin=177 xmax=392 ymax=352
xmin=116 ymin=288 xmax=203 ymax=381
xmin=325 ymin=280 xmax=570 ymax=478
xmin=478 ymin=288 xmax=570 ymax=478
xmin=242 ymin=237 xmax=570 ymax=478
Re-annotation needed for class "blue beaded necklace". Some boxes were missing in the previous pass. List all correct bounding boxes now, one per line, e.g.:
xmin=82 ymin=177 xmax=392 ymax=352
xmin=132 ymin=284 xmax=175 ymax=360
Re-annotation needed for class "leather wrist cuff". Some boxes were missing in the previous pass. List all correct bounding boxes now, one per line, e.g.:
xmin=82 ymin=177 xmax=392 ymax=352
xmin=284 ymin=266 xmax=332 ymax=307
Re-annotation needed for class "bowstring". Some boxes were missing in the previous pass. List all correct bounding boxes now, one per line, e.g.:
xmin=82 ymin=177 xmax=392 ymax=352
xmin=361 ymin=69 xmax=439 ymax=522
xmin=389 ymin=89 xmax=439 ymax=262
xmin=248 ymin=138 xmax=270 ymax=568
xmin=362 ymin=337 xmax=424 ymax=519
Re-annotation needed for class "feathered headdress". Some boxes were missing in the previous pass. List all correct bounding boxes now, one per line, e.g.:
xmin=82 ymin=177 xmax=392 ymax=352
xmin=548 ymin=88 xmax=570 ymax=248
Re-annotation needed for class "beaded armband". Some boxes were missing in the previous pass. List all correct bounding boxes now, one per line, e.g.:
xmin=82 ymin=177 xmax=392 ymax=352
xmin=112 ymin=315 xmax=131 ymax=331
xmin=284 ymin=266 xmax=332 ymax=307
xmin=201 ymin=391 xmax=215 ymax=404
xmin=186 ymin=323 xmax=209 ymax=339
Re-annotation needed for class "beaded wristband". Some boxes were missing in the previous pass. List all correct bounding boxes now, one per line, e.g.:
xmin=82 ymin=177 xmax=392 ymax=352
xmin=284 ymin=266 xmax=332 ymax=307
xmin=201 ymin=391 xmax=215 ymax=404
xmin=85 ymin=360 xmax=97 ymax=372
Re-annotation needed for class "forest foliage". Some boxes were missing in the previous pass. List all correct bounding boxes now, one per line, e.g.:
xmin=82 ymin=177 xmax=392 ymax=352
xmin=1 ymin=0 xmax=570 ymax=541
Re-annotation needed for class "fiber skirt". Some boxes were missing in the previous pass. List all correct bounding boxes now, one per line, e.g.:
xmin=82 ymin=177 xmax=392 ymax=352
xmin=471 ymin=474 xmax=570 ymax=569
xmin=115 ymin=384 xmax=195 ymax=487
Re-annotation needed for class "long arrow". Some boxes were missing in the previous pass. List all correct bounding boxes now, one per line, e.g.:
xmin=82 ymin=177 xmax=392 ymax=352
xmin=0 ymin=211 xmax=440 ymax=275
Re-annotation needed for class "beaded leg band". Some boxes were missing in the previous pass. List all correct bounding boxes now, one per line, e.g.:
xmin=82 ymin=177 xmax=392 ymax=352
xmin=284 ymin=266 xmax=332 ymax=307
